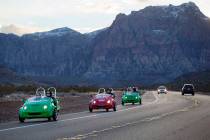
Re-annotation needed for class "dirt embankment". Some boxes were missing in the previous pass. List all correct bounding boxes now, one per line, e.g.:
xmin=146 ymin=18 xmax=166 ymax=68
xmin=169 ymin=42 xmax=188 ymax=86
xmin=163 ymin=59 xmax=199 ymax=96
xmin=0 ymin=91 xmax=123 ymax=123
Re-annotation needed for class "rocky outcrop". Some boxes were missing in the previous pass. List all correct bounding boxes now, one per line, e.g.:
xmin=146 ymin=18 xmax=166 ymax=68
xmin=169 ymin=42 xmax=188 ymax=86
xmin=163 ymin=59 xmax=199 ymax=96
xmin=84 ymin=2 xmax=210 ymax=86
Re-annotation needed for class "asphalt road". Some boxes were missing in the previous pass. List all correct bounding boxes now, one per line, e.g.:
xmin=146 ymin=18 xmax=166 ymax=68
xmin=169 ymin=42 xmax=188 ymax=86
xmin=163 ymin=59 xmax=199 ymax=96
xmin=0 ymin=91 xmax=210 ymax=140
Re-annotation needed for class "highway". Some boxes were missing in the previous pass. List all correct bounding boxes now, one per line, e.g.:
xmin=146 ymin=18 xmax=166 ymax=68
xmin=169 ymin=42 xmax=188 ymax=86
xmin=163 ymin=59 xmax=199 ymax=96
xmin=0 ymin=91 xmax=210 ymax=140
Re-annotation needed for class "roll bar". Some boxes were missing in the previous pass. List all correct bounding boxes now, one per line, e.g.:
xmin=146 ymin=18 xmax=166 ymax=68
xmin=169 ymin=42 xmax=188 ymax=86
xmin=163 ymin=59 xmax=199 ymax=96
xmin=98 ymin=88 xmax=106 ymax=94
xmin=36 ymin=87 xmax=46 ymax=97
xmin=47 ymin=87 xmax=57 ymax=98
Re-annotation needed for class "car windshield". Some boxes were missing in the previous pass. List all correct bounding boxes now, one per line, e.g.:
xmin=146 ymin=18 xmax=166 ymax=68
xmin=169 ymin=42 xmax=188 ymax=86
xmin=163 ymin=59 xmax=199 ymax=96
xmin=158 ymin=86 xmax=166 ymax=89
xmin=184 ymin=85 xmax=193 ymax=89
xmin=28 ymin=96 xmax=49 ymax=102
xmin=95 ymin=94 xmax=110 ymax=99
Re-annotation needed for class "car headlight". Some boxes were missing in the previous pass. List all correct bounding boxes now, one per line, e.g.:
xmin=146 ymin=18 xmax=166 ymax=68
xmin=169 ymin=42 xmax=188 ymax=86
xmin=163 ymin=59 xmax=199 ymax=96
xmin=136 ymin=97 xmax=138 ymax=99
xmin=43 ymin=105 xmax=48 ymax=110
xmin=107 ymin=100 xmax=111 ymax=104
xmin=23 ymin=106 xmax=27 ymax=110
xmin=124 ymin=96 xmax=127 ymax=99
xmin=93 ymin=101 xmax=96 ymax=104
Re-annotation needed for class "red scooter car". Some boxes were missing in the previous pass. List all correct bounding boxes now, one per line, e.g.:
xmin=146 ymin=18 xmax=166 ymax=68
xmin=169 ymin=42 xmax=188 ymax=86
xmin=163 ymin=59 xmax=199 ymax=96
xmin=89 ymin=88 xmax=117 ymax=112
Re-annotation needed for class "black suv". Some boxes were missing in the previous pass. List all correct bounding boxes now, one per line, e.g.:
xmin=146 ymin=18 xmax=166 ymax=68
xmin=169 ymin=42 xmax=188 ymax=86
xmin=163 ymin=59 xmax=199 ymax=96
xmin=181 ymin=84 xmax=195 ymax=96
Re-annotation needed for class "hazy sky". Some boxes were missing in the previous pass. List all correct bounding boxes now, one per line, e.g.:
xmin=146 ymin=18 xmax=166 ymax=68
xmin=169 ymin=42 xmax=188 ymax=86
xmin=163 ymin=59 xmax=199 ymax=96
xmin=0 ymin=0 xmax=209 ymax=35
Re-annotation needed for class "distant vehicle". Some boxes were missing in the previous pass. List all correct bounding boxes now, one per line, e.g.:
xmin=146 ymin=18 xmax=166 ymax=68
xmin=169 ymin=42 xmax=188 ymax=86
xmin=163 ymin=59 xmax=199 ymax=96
xmin=18 ymin=87 xmax=60 ymax=122
xmin=157 ymin=86 xmax=167 ymax=94
xmin=89 ymin=92 xmax=117 ymax=112
xmin=121 ymin=87 xmax=142 ymax=105
xmin=182 ymin=84 xmax=195 ymax=96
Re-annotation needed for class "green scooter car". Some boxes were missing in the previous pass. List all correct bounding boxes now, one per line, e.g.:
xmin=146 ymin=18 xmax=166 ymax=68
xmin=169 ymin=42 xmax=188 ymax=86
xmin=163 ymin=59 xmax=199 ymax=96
xmin=122 ymin=87 xmax=142 ymax=105
xmin=19 ymin=87 xmax=60 ymax=122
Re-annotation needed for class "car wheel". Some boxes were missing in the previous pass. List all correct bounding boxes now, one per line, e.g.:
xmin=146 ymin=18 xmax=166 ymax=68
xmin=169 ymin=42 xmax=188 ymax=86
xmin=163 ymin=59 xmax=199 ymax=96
xmin=106 ymin=109 xmax=109 ymax=112
xmin=132 ymin=102 xmax=135 ymax=105
xmin=19 ymin=116 xmax=25 ymax=123
xmin=192 ymin=93 xmax=195 ymax=96
xmin=89 ymin=107 xmax=93 ymax=113
xmin=113 ymin=106 xmax=117 ymax=111
xmin=139 ymin=99 xmax=142 ymax=105
xmin=121 ymin=101 xmax=124 ymax=106
xmin=158 ymin=92 xmax=160 ymax=94
xmin=48 ymin=117 xmax=51 ymax=121
xmin=52 ymin=110 xmax=58 ymax=121
xmin=182 ymin=93 xmax=184 ymax=96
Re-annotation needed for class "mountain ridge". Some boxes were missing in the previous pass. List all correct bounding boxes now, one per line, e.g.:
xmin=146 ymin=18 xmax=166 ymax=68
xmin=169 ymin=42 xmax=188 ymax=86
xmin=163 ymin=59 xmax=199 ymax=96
xmin=0 ymin=2 xmax=210 ymax=86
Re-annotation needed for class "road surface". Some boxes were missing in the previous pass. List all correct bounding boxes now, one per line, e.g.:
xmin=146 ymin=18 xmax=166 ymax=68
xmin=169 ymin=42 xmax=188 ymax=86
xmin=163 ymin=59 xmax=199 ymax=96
xmin=0 ymin=91 xmax=210 ymax=140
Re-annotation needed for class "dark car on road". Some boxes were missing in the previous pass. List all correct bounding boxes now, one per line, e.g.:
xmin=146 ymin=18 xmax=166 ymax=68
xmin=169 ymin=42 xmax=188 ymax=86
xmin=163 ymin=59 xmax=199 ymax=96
xmin=182 ymin=84 xmax=195 ymax=96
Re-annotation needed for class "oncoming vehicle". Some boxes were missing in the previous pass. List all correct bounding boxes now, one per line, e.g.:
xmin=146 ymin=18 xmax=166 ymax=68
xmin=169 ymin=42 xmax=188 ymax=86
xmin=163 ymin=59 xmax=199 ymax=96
xmin=182 ymin=84 xmax=195 ymax=96
xmin=18 ymin=87 xmax=60 ymax=122
xmin=157 ymin=86 xmax=167 ymax=94
xmin=89 ymin=92 xmax=117 ymax=112
xmin=122 ymin=87 xmax=142 ymax=105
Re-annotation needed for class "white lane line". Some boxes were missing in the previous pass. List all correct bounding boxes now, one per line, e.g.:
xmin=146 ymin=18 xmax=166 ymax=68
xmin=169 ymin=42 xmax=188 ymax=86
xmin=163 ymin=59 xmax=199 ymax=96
xmin=67 ymin=104 xmax=194 ymax=140
xmin=0 ymin=114 xmax=98 ymax=132
xmin=0 ymin=91 xmax=158 ymax=132
xmin=60 ymin=111 xmax=89 ymax=117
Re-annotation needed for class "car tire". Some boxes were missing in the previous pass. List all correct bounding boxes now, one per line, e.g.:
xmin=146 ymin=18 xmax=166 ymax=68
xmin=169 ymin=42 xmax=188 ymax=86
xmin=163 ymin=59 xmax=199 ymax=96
xmin=52 ymin=110 xmax=58 ymax=121
xmin=158 ymin=92 xmax=160 ymax=94
xmin=19 ymin=116 xmax=25 ymax=123
xmin=121 ymin=101 xmax=124 ymax=106
xmin=139 ymin=99 xmax=142 ymax=105
xmin=182 ymin=92 xmax=184 ymax=96
xmin=192 ymin=93 xmax=195 ymax=96
xmin=132 ymin=102 xmax=135 ymax=105
xmin=106 ymin=109 xmax=109 ymax=112
xmin=89 ymin=107 xmax=93 ymax=113
xmin=113 ymin=106 xmax=117 ymax=111
xmin=48 ymin=117 xmax=51 ymax=121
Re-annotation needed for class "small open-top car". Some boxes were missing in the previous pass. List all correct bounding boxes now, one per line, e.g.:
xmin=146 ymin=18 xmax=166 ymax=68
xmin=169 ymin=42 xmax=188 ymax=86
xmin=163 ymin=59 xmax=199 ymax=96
xmin=89 ymin=88 xmax=116 ymax=112
xmin=122 ymin=87 xmax=142 ymax=105
xmin=19 ymin=87 xmax=60 ymax=122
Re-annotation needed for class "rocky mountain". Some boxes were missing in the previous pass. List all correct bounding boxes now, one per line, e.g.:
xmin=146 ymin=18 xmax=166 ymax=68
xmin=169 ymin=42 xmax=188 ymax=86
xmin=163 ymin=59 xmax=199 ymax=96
xmin=0 ymin=65 xmax=34 ymax=85
xmin=84 ymin=2 xmax=210 ymax=86
xmin=0 ymin=27 xmax=92 ymax=85
xmin=0 ymin=2 xmax=210 ymax=86
xmin=84 ymin=27 xmax=108 ymax=39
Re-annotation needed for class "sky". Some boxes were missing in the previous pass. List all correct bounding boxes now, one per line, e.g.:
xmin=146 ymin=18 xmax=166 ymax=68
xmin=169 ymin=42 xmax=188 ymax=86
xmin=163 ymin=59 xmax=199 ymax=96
xmin=0 ymin=0 xmax=209 ymax=35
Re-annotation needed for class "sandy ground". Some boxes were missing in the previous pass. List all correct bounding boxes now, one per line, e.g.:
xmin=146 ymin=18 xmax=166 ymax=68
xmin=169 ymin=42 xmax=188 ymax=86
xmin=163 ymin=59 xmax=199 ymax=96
xmin=0 ymin=91 xmax=123 ymax=123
